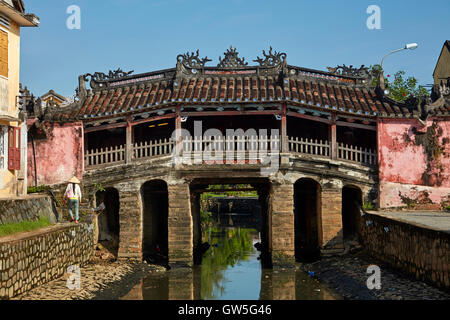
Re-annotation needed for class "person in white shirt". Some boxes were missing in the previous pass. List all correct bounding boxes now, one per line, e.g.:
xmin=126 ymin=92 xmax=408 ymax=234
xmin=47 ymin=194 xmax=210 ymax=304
xmin=64 ymin=176 xmax=82 ymax=223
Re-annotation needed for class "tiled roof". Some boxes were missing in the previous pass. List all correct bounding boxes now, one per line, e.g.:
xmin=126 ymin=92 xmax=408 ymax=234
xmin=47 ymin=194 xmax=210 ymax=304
xmin=46 ymin=47 xmax=449 ymax=122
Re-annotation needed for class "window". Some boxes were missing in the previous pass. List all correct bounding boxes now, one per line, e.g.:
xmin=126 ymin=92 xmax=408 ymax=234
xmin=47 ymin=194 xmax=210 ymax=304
xmin=0 ymin=29 xmax=8 ymax=78
xmin=8 ymin=126 xmax=20 ymax=171
xmin=0 ymin=126 xmax=6 ymax=169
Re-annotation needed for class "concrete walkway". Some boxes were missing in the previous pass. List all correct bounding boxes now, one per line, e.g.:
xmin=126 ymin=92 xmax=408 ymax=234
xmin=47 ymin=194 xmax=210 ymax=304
xmin=367 ymin=211 xmax=450 ymax=234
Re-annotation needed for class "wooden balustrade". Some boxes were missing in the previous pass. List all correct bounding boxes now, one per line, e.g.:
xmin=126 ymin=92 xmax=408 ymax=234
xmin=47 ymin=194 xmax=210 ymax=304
xmin=84 ymin=135 xmax=377 ymax=169
xmin=337 ymin=143 xmax=377 ymax=166
xmin=134 ymin=138 xmax=174 ymax=160
xmin=288 ymin=137 xmax=330 ymax=157
xmin=84 ymin=145 xmax=126 ymax=168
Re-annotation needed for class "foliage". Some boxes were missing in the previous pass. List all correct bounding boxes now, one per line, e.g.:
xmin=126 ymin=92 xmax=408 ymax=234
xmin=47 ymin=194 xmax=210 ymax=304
xmin=200 ymin=227 xmax=257 ymax=299
xmin=94 ymin=183 xmax=105 ymax=192
xmin=27 ymin=185 xmax=50 ymax=194
xmin=200 ymin=210 xmax=212 ymax=227
xmin=363 ymin=202 xmax=374 ymax=211
xmin=370 ymin=65 xmax=429 ymax=104
xmin=201 ymin=184 xmax=257 ymax=200
xmin=0 ymin=217 xmax=53 ymax=237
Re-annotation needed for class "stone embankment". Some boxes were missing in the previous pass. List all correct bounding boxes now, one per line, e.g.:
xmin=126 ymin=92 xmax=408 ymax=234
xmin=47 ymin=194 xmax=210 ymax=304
xmin=298 ymin=251 xmax=450 ymax=300
xmin=0 ymin=195 xmax=57 ymax=224
xmin=13 ymin=249 xmax=166 ymax=300
xmin=0 ymin=222 xmax=94 ymax=299
xmin=360 ymin=211 xmax=450 ymax=290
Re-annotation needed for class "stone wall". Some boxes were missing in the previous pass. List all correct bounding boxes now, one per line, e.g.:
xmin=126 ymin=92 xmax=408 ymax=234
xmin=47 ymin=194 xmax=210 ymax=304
xmin=0 ymin=195 xmax=57 ymax=225
xmin=0 ymin=222 xmax=94 ymax=299
xmin=168 ymin=183 xmax=193 ymax=267
xmin=321 ymin=188 xmax=344 ymax=252
xmin=118 ymin=190 xmax=142 ymax=260
xmin=271 ymin=183 xmax=295 ymax=266
xmin=360 ymin=212 xmax=449 ymax=291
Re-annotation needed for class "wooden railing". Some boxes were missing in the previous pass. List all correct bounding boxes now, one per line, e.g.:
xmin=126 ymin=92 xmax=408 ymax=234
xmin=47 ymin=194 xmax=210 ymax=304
xmin=85 ymin=136 xmax=377 ymax=169
xmin=337 ymin=143 xmax=377 ymax=166
xmin=85 ymin=145 xmax=126 ymax=168
xmin=134 ymin=138 xmax=174 ymax=160
xmin=288 ymin=137 xmax=376 ymax=166
xmin=178 ymin=136 xmax=280 ymax=158
xmin=288 ymin=137 xmax=330 ymax=158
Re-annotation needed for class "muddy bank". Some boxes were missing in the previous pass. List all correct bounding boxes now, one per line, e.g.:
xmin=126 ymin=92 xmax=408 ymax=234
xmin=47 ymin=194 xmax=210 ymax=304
xmin=13 ymin=246 xmax=166 ymax=300
xmin=297 ymin=251 xmax=450 ymax=300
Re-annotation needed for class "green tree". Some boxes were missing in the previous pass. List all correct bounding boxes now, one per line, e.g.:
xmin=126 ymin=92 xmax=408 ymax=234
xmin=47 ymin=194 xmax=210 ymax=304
xmin=370 ymin=65 xmax=429 ymax=104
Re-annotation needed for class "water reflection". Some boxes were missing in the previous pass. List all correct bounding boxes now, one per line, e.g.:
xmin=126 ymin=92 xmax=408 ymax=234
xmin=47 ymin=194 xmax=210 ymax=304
xmin=121 ymin=227 xmax=341 ymax=300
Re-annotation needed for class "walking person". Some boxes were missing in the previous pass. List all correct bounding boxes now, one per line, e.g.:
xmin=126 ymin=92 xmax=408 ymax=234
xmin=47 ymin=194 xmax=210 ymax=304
xmin=64 ymin=176 xmax=82 ymax=224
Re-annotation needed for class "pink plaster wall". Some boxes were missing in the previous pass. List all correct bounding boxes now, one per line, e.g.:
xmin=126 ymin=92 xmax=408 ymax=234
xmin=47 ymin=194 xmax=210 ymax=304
xmin=27 ymin=122 xmax=84 ymax=187
xmin=378 ymin=118 xmax=450 ymax=208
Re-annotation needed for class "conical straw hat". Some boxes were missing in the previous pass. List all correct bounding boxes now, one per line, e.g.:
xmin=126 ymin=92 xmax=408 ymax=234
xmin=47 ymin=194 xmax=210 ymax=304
xmin=68 ymin=176 xmax=81 ymax=184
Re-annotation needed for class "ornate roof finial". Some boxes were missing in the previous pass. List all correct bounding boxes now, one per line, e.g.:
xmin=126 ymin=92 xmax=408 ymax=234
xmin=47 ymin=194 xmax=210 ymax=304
xmin=177 ymin=50 xmax=212 ymax=69
xmin=217 ymin=46 xmax=248 ymax=69
xmin=326 ymin=64 xmax=370 ymax=78
xmin=254 ymin=47 xmax=287 ymax=67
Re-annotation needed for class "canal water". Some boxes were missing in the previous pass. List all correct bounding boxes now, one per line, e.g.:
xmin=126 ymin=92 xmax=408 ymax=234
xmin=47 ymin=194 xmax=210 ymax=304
xmin=121 ymin=227 xmax=341 ymax=300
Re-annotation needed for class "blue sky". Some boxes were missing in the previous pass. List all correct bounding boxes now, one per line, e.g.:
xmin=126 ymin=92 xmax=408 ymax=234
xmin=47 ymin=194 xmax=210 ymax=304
xmin=20 ymin=0 xmax=450 ymax=97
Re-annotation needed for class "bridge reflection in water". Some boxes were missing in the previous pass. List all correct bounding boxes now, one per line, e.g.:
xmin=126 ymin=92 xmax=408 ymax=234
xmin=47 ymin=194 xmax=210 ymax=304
xmin=121 ymin=227 xmax=341 ymax=300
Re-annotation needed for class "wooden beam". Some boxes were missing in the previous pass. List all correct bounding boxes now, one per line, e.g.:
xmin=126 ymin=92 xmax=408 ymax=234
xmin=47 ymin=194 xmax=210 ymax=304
xmin=131 ymin=113 xmax=176 ymax=126
xmin=194 ymin=188 xmax=256 ymax=194
xmin=180 ymin=110 xmax=281 ymax=117
xmin=84 ymin=122 xmax=127 ymax=133
xmin=336 ymin=120 xmax=376 ymax=131
xmin=286 ymin=111 xmax=331 ymax=124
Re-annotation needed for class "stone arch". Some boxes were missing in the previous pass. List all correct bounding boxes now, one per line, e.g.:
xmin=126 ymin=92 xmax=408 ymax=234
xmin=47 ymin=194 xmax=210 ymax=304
xmin=141 ymin=179 xmax=169 ymax=263
xmin=95 ymin=187 xmax=120 ymax=244
xmin=342 ymin=184 xmax=363 ymax=241
xmin=294 ymin=178 xmax=322 ymax=261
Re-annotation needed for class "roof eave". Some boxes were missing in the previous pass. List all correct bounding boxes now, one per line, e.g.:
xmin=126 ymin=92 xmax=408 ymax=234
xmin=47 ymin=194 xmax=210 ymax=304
xmin=0 ymin=2 xmax=39 ymax=27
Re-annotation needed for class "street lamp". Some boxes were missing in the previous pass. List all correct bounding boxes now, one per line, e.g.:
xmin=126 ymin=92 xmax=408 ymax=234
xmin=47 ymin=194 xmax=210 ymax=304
xmin=381 ymin=43 xmax=418 ymax=68
xmin=377 ymin=43 xmax=418 ymax=93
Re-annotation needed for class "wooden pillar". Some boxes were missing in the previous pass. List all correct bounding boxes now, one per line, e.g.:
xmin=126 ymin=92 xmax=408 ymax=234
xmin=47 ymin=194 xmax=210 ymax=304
xmin=175 ymin=106 xmax=182 ymax=131
xmin=281 ymin=103 xmax=288 ymax=153
xmin=175 ymin=106 xmax=182 ymax=160
xmin=329 ymin=113 xmax=337 ymax=160
xmin=126 ymin=118 xmax=133 ymax=164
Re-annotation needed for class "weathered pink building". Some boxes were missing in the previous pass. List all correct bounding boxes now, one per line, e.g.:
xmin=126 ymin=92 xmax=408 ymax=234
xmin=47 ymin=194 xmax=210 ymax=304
xmin=27 ymin=120 xmax=84 ymax=186
xmin=378 ymin=118 xmax=450 ymax=208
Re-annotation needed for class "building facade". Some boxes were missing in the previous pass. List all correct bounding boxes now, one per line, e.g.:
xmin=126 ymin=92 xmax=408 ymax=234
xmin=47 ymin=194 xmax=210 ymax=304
xmin=0 ymin=0 xmax=38 ymax=197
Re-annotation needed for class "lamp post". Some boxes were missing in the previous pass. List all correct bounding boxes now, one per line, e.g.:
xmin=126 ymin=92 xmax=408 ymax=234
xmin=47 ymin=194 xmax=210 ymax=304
xmin=378 ymin=43 xmax=418 ymax=91
xmin=381 ymin=43 xmax=418 ymax=69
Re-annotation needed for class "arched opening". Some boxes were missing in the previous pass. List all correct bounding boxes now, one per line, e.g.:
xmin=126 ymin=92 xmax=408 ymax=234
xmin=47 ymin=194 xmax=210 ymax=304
xmin=294 ymin=178 xmax=322 ymax=261
xmin=95 ymin=188 xmax=120 ymax=256
xmin=342 ymin=185 xmax=363 ymax=241
xmin=141 ymin=180 xmax=169 ymax=264
xmin=189 ymin=179 xmax=272 ymax=268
